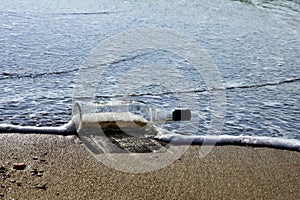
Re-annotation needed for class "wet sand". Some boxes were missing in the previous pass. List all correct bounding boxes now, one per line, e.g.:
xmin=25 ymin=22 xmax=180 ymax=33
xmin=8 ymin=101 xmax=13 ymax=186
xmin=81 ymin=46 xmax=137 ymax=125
xmin=0 ymin=134 xmax=299 ymax=199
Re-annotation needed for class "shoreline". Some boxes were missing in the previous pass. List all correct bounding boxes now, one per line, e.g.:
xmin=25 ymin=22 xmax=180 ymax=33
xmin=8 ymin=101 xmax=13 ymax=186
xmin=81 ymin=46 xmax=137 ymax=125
xmin=0 ymin=134 xmax=299 ymax=199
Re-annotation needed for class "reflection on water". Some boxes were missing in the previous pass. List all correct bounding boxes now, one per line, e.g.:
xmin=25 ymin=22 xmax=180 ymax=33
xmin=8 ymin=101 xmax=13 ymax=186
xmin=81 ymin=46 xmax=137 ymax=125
xmin=0 ymin=0 xmax=299 ymax=140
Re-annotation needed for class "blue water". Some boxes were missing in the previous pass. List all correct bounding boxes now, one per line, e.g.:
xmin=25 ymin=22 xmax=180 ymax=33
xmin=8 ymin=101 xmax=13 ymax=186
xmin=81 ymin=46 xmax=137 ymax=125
xmin=0 ymin=0 xmax=299 ymax=140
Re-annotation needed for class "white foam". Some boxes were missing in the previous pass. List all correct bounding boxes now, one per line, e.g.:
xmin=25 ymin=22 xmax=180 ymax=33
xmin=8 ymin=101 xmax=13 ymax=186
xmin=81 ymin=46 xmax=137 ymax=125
xmin=155 ymin=133 xmax=300 ymax=151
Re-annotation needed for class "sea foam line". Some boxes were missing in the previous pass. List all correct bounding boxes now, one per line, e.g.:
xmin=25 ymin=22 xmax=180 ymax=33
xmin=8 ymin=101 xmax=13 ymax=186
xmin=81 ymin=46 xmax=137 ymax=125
xmin=1 ymin=120 xmax=299 ymax=152
xmin=154 ymin=134 xmax=300 ymax=151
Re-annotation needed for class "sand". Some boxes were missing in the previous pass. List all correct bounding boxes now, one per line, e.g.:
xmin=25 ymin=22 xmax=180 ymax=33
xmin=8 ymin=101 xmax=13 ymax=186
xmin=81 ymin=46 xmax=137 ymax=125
xmin=0 ymin=133 xmax=299 ymax=199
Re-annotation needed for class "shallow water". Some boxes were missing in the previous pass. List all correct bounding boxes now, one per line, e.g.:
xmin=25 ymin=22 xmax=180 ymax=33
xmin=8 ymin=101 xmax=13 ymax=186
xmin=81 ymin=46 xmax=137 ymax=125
xmin=0 ymin=0 xmax=299 ymax=140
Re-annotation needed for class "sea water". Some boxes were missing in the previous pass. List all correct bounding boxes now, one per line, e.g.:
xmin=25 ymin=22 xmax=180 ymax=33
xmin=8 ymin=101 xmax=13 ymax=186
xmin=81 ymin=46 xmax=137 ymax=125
xmin=0 ymin=0 xmax=299 ymax=141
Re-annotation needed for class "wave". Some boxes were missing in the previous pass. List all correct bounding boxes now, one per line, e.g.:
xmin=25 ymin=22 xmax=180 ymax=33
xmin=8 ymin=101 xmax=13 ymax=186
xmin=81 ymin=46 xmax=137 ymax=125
xmin=0 ymin=52 xmax=153 ymax=80
xmin=235 ymin=0 xmax=300 ymax=25
xmin=57 ymin=11 xmax=120 ymax=16
xmin=155 ymin=133 xmax=300 ymax=151
xmin=234 ymin=0 xmax=300 ymax=6
xmin=0 ymin=68 xmax=78 ymax=80
xmin=94 ymin=77 xmax=300 ymax=98
xmin=1 ymin=121 xmax=299 ymax=151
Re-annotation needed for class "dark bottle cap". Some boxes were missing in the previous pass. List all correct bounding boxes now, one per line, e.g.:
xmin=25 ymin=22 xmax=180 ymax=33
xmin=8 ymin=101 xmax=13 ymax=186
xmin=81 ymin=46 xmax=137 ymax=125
xmin=172 ymin=109 xmax=191 ymax=121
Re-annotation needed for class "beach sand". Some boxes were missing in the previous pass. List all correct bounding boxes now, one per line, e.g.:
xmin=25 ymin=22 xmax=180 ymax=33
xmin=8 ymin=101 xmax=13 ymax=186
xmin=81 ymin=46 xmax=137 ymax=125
xmin=0 ymin=134 xmax=299 ymax=199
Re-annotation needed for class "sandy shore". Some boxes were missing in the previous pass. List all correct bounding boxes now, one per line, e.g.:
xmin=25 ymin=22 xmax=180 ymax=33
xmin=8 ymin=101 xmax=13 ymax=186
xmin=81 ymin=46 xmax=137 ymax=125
xmin=0 ymin=134 xmax=299 ymax=199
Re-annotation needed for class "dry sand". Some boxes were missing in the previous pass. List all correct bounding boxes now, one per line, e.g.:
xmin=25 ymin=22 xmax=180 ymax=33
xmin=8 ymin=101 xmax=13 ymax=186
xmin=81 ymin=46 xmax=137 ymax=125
xmin=0 ymin=133 xmax=299 ymax=199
